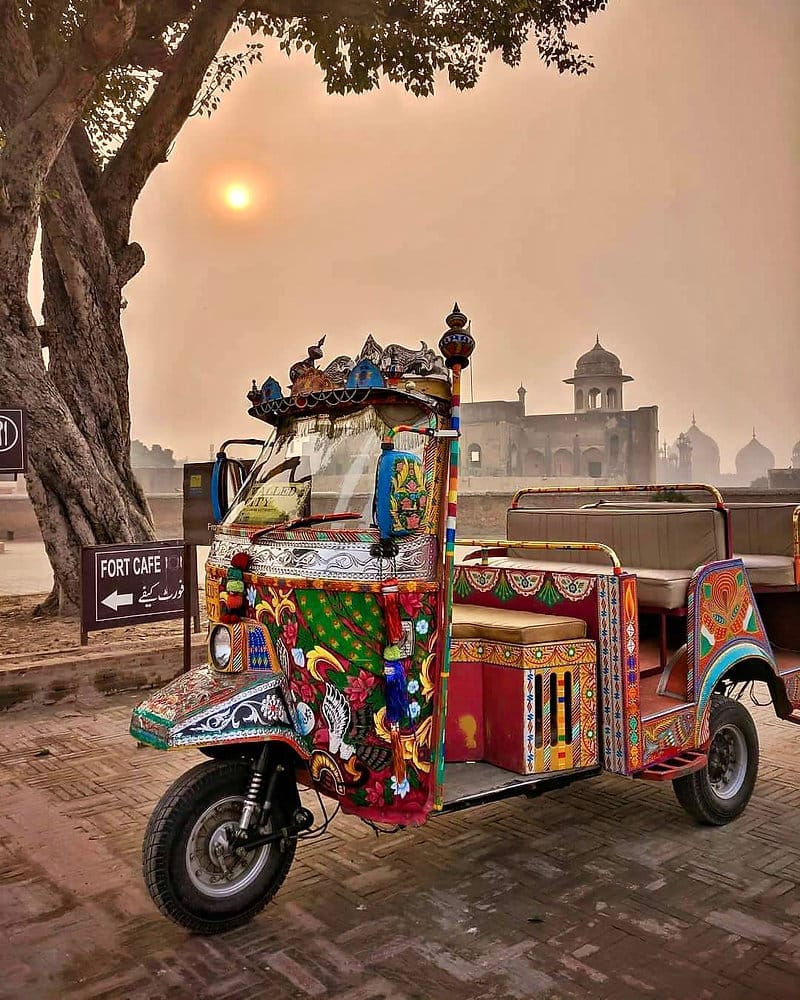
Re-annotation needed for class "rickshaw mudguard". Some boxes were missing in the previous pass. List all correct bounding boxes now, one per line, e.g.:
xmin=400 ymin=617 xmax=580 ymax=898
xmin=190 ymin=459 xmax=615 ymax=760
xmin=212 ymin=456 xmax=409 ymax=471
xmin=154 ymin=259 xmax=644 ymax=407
xmin=130 ymin=665 xmax=310 ymax=756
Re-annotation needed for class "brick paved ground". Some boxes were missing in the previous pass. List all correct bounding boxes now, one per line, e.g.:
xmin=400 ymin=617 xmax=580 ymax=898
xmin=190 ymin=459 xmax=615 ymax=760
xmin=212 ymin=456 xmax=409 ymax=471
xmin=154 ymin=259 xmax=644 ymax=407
xmin=1 ymin=693 xmax=799 ymax=1000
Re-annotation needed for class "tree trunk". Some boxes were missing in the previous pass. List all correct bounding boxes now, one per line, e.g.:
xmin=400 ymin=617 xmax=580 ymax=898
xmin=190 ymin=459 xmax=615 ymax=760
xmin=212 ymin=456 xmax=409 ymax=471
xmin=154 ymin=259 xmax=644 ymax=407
xmin=23 ymin=144 xmax=157 ymax=615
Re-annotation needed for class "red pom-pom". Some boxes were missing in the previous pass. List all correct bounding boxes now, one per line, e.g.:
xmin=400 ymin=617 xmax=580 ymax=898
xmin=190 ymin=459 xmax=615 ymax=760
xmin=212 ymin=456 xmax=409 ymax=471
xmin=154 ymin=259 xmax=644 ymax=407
xmin=231 ymin=552 xmax=250 ymax=570
xmin=226 ymin=593 xmax=244 ymax=611
xmin=219 ymin=613 xmax=238 ymax=624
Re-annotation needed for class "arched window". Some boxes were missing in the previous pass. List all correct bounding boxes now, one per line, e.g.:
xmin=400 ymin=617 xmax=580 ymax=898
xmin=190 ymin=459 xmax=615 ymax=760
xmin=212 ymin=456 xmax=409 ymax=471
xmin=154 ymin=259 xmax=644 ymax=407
xmin=575 ymin=389 xmax=584 ymax=411
xmin=525 ymin=449 xmax=545 ymax=476
xmin=583 ymin=447 xmax=603 ymax=478
xmin=553 ymin=449 xmax=573 ymax=476
xmin=606 ymin=387 xmax=618 ymax=409
xmin=469 ymin=444 xmax=481 ymax=468
xmin=588 ymin=388 xmax=602 ymax=409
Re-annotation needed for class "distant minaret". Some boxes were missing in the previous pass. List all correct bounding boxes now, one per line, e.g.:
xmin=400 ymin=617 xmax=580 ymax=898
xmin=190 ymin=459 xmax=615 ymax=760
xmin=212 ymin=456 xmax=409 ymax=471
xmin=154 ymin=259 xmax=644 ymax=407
xmin=517 ymin=384 xmax=527 ymax=415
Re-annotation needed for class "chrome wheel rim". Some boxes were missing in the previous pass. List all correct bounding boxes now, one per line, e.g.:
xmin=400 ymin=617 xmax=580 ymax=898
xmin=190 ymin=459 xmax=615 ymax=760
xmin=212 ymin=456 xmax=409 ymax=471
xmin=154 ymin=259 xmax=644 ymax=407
xmin=185 ymin=795 xmax=271 ymax=898
xmin=707 ymin=724 xmax=748 ymax=800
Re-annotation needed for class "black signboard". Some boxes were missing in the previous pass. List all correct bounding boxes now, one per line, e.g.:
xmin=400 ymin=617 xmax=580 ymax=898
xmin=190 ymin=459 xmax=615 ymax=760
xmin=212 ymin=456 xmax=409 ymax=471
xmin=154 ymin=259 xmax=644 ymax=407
xmin=0 ymin=409 xmax=27 ymax=474
xmin=183 ymin=462 xmax=215 ymax=545
xmin=81 ymin=540 xmax=192 ymax=641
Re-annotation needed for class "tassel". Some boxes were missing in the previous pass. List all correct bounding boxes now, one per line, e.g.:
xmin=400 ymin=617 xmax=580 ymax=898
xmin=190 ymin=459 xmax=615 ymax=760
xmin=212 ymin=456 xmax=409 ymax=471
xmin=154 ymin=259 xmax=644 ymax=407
xmin=383 ymin=653 xmax=409 ymax=725
xmin=381 ymin=579 xmax=403 ymax=644
xmin=390 ymin=725 xmax=407 ymax=786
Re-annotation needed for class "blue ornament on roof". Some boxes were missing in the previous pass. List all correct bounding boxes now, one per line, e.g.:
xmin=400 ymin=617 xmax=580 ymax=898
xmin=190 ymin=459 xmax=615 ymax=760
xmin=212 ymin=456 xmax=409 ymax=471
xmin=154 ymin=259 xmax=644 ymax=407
xmin=346 ymin=358 xmax=385 ymax=389
xmin=260 ymin=377 xmax=282 ymax=402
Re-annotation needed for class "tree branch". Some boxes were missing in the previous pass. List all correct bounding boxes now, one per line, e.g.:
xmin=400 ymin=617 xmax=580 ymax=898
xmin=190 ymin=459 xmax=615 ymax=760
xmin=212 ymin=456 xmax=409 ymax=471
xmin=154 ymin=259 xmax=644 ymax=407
xmin=99 ymin=0 xmax=241 ymax=251
xmin=0 ymin=3 xmax=39 ymax=126
xmin=244 ymin=0 xmax=411 ymax=20
xmin=0 ymin=0 xmax=137 ymax=196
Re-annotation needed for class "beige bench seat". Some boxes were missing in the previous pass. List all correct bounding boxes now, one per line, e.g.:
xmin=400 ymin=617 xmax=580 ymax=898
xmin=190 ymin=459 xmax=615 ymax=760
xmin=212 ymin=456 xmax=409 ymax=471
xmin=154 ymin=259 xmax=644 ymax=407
xmin=498 ymin=505 xmax=729 ymax=612
xmin=737 ymin=554 xmax=795 ymax=588
xmin=452 ymin=604 xmax=586 ymax=644
xmin=730 ymin=503 xmax=797 ymax=589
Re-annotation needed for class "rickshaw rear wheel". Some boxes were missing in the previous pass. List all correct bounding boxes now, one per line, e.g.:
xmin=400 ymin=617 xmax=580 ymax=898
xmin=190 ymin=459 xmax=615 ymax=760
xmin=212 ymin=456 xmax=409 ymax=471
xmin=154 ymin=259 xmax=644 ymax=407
xmin=143 ymin=758 xmax=296 ymax=935
xmin=672 ymin=695 xmax=759 ymax=826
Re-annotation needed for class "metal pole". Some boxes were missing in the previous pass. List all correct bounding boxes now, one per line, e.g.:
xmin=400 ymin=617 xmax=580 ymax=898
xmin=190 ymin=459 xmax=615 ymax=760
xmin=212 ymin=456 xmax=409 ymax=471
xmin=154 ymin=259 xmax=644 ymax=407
xmin=183 ymin=542 xmax=191 ymax=672
xmin=432 ymin=304 xmax=475 ymax=809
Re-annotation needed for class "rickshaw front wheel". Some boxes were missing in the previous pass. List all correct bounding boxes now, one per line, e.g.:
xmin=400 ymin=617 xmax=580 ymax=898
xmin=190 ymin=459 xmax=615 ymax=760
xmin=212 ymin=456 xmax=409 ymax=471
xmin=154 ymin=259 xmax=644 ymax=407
xmin=143 ymin=758 xmax=297 ymax=934
xmin=672 ymin=695 xmax=759 ymax=826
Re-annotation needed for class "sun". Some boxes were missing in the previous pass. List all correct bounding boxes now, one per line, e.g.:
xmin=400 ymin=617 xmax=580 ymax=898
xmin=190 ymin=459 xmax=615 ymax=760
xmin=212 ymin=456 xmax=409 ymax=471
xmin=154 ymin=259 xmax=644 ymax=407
xmin=224 ymin=183 xmax=251 ymax=211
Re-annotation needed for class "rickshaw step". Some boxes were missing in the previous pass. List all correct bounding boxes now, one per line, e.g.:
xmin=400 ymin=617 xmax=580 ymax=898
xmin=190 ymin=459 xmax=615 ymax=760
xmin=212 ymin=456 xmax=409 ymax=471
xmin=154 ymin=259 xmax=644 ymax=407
xmin=785 ymin=710 xmax=800 ymax=726
xmin=634 ymin=750 xmax=708 ymax=782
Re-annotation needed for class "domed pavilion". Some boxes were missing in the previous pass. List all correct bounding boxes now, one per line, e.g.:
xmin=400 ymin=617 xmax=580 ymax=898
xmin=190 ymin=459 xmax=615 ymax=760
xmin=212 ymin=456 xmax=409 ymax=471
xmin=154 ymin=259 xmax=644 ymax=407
xmin=564 ymin=337 xmax=633 ymax=413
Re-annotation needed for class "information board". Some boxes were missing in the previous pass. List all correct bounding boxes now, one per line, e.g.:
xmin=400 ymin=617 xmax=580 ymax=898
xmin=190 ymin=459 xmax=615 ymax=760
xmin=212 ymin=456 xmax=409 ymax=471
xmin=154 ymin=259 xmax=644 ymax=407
xmin=81 ymin=540 xmax=188 ymax=636
xmin=0 ymin=409 xmax=27 ymax=474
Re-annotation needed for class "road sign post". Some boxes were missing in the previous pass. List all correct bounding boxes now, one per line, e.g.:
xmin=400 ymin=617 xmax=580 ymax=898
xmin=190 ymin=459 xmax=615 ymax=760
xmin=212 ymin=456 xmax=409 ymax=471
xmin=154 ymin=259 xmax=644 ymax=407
xmin=0 ymin=409 xmax=27 ymax=474
xmin=80 ymin=540 xmax=199 ymax=645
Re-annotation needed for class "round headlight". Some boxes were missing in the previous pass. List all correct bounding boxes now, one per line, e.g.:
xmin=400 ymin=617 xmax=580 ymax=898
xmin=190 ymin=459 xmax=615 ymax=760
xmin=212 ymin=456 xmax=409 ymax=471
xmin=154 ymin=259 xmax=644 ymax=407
xmin=209 ymin=624 xmax=232 ymax=670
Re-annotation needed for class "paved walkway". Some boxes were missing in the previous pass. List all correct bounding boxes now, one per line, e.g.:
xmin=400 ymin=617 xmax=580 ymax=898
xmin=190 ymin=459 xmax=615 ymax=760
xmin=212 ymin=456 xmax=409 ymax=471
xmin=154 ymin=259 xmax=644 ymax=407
xmin=1 ymin=694 xmax=799 ymax=999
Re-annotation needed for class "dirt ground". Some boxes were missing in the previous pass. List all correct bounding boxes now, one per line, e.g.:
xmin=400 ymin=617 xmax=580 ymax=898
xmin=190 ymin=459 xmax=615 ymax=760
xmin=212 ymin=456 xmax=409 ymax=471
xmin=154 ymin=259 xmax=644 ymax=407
xmin=0 ymin=592 xmax=206 ymax=660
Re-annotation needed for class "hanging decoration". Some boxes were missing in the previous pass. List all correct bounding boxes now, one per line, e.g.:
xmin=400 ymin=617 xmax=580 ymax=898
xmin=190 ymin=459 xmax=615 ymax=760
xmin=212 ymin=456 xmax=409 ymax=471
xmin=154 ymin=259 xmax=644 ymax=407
xmin=220 ymin=552 xmax=250 ymax=623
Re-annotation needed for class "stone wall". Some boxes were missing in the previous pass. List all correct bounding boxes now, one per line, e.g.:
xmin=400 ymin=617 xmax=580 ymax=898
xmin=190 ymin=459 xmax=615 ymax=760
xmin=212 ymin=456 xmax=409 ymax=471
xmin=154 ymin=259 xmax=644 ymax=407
xmin=2 ymin=488 xmax=798 ymax=547
xmin=0 ymin=494 xmax=183 ymax=542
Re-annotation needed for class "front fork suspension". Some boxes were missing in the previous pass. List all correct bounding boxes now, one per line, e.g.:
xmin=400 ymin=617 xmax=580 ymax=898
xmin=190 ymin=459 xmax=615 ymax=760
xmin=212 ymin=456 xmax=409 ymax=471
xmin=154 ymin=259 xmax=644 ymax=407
xmin=235 ymin=744 xmax=314 ymax=847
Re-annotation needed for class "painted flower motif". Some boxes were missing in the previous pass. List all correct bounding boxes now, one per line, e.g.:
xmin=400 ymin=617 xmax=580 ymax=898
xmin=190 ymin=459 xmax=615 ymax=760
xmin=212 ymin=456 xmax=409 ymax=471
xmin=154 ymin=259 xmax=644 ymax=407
xmin=291 ymin=647 xmax=306 ymax=668
xmin=406 ymin=480 xmax=419 ymax=492
xmin=399 ymin=592 xmax=423 ymax=617
xmin=404 ymin=514 xmax=421 ymax=529
xmin=407 ymin=678 xmax=420 ymax=695
xmin=282 ymin=619 xmax=298 ymax=649
xmin=345 ymin=673 xmax=375 ymax=710
xmin=401 ymin=498 xmax=414 ymax=510
xmin=408 ymin=700 xmax=421 ymax=720
xmin=391 ymin=776 xmax=410 ymax=799
xmin=415 ymin=619 xmax=430 ymax=636
xmin=246 ymin=585 xmax=258 ymax=608
xmin=296 ymin=680 xmax=316 ymax=705
xmin=364 ymin=777 xmax=385 ymax=806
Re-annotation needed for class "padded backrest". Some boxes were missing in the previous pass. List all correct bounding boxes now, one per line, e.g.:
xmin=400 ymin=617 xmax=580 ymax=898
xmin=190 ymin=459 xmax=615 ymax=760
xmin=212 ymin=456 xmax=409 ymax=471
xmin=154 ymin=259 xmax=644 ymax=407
xmin=506 ymin=507 xmax=727 ymax=570
xmin=729 ymin=503 xmax=796 ymax=557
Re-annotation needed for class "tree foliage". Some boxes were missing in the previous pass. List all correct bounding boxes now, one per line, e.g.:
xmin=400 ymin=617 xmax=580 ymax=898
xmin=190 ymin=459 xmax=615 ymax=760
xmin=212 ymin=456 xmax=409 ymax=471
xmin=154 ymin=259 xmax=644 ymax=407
xmin=9 ymin=1 xmax=607 ymax=159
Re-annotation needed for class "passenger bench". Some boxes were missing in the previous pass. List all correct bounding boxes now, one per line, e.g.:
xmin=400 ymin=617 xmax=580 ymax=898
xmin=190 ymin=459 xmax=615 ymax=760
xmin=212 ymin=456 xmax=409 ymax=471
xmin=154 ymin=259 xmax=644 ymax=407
xmin=502 ymin=505 xmax=728 ymax=670
xmin=729 ymin=503 xmax=799 ymax=589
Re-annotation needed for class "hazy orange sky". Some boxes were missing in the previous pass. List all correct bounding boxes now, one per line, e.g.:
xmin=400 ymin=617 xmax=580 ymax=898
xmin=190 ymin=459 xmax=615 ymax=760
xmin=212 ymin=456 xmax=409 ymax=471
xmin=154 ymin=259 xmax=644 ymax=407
xmin=52 ymin=0 xmax=800 ymax=470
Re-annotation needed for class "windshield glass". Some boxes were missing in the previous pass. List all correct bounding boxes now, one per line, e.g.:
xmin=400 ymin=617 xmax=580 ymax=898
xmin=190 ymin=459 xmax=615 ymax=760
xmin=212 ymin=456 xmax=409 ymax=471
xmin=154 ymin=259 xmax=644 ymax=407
xmin=222 ymin=405 xmax=431 ymax=530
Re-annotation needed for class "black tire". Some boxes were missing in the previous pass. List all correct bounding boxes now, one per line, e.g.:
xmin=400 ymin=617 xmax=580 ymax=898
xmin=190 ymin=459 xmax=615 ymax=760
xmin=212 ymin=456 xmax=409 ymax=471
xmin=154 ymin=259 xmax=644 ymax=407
xmin=143 ymin=759 xmax=296 ymax=934
xmin=673 ymin=694 xmax=759 ymax=826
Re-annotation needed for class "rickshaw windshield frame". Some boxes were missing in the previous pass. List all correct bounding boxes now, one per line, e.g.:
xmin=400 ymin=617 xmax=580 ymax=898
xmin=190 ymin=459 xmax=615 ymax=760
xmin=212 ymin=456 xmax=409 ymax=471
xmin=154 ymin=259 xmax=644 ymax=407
xmin=221 ymin=404 xmax=436 ymax=531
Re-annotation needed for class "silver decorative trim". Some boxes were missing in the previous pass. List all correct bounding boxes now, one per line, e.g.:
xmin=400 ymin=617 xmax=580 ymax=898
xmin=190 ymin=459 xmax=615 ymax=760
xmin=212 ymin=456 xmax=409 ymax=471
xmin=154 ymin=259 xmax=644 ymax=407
xmin=209 ymin=533 xmax=437 ymax=582
xmin=172 ymin=675 xmax=292 ymax=741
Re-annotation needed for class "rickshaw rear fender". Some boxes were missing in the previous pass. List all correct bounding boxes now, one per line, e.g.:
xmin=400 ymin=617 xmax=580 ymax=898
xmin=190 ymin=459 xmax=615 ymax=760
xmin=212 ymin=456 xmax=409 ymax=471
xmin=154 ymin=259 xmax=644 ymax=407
xmin=706 ymin=655 xmax=792 ymax=719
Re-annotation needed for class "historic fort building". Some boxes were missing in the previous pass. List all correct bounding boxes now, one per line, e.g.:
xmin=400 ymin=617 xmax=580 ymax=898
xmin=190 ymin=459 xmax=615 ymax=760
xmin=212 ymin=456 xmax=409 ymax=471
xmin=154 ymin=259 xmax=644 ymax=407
xmin=461 ymin=339 xmax=659 ymax=484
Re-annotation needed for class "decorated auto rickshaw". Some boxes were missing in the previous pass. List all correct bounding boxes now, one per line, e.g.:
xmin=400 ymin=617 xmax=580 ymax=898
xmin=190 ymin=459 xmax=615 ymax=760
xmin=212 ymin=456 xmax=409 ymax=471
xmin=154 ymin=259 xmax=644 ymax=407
xmin=131 ymin=306 xmax=800 ymax=934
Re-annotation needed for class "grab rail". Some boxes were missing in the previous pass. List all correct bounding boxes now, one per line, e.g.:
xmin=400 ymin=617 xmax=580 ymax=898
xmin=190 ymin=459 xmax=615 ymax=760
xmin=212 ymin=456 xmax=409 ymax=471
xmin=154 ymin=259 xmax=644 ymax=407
xmin=510 ymin=483 xmax=725 ymax=509
xmin=458 ymin=538 xmax=622 ymax=574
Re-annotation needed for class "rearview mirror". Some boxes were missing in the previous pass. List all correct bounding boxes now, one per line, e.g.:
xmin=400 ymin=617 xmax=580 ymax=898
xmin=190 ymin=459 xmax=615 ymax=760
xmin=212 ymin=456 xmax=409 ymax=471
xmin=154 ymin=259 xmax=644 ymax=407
xmin=374 ymin=450 xmax=428 ymax=538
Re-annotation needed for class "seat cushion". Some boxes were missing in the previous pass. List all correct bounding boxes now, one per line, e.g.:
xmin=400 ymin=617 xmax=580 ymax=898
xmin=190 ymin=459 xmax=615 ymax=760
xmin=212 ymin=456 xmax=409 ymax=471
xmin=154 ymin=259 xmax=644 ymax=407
xmin=452 ymin=604 xmax=586 ymax=644
xmin=739 ymin=554 xmax=795 ymax=588
xmin=478 ymin=557 xmax=691 ymax=610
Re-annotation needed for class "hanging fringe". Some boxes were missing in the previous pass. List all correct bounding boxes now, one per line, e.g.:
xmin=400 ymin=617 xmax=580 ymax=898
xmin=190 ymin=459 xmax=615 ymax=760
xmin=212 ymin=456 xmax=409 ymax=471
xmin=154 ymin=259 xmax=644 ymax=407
xmin=381 ymin=579 xmax=403 ymax=645
xmin=389 ymin=726 xmax=407 ymax=787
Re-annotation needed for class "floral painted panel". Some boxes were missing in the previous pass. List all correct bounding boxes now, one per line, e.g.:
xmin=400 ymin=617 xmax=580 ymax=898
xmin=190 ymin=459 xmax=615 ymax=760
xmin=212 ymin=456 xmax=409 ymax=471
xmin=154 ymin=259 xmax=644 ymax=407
xmin=254 ymin=582 xmax=441 ymax=824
